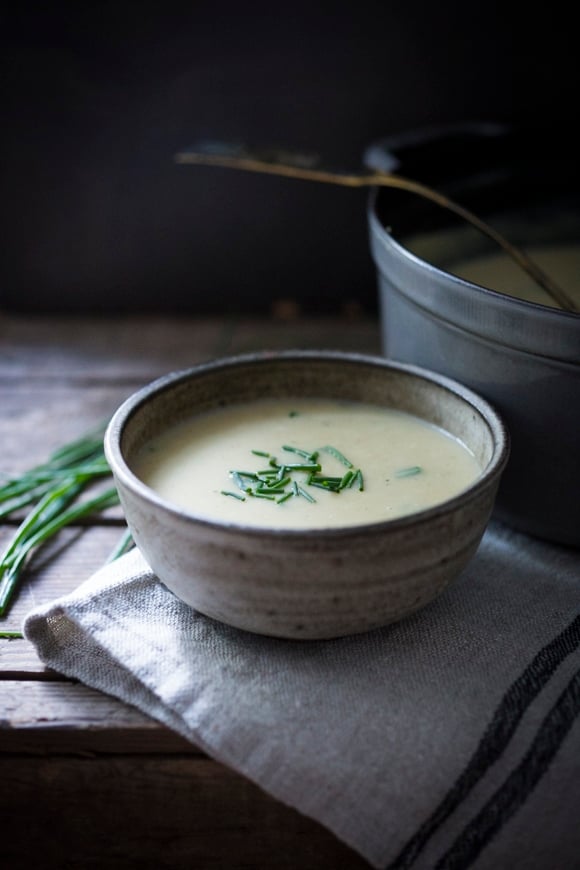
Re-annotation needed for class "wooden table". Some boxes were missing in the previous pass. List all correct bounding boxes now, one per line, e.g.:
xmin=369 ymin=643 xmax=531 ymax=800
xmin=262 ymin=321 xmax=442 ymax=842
xmin=0 ymin=313 xmax=379 ymax=869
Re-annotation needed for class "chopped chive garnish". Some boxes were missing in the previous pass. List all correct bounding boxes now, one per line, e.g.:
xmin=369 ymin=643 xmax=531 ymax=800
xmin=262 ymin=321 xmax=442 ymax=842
xmin=309 ymin=475 xmax=342 ymax=492
xmin=296 ymin=484 xmax=316 ymax=503
xmin=282 ymin=445 xmax=319 ymax=461
xmin=231 ymin=471 xmax=253 ymax=492
xmin=313 ymin=475 xmax=343 ymax=484
xmin=255 ymin=477 xmax=289 ymax=493
xmin=319 ymin=446 xmax=353 ymax=468
xmin=270 ymin=476 xmax=291 ymax=489
xmin=282 ymin=462 xmax=321 ymax=472
xmin=395 ymin=466 xmax=423 ymax=478
xmin=309 ymin=483 xmax=339 ymax=493
xmin=288 ymin=411 xmax=299 ymax=417
xmin=339 ymin=470 xmax=355 ymax=490
xmin=227 ymin=442 xmax=364 ymax=510
xmin=221 ymin=490 xmax=246 ymax=501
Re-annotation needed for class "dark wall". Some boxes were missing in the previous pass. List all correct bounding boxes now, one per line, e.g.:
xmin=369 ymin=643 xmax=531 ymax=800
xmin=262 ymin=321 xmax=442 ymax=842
xmin=1 ymin=2 xmax=577 ymax=316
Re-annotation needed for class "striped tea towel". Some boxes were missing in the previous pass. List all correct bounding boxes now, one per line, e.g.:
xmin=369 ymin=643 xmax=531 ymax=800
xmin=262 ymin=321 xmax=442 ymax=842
xmin=23 ymin=520 xmax=580 ymax=869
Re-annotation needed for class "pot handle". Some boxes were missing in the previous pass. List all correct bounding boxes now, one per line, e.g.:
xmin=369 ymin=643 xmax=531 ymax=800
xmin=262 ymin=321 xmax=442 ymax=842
xmin=363 ymin=121 xmax=510 ymax=179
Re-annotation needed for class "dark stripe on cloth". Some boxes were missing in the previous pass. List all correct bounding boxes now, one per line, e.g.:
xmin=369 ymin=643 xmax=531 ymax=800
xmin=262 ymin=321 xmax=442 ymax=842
xmin=387 ymin=613 xmax=580 ymax=870
xmin=436 ymin=666 xmax=580 ymax=870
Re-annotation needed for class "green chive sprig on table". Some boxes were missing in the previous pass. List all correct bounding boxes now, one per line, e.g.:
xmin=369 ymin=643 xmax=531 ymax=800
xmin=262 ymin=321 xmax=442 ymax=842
xmin=0 ymin=423 xmax=131 ymax=622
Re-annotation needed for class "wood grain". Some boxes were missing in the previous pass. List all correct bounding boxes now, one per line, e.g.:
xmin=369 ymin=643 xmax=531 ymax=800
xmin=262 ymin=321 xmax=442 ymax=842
xmin=0 ymin=680 xmax=194 ymax=754
xmin=0 ymin=314 xmax=381 ymax=868
xmin=0 ymin=755 xmax=370 ymax=869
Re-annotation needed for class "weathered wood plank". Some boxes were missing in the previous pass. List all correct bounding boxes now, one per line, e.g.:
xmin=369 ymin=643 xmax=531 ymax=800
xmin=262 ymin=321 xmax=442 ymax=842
xmin=0 ymin=382 xmax=137 ymax=472
xmin=224 ymin=316 xmax=381 ymax=357
xmin=0 ymin=313 xmax=380 ymax=380
xmin=0 ymin=680 xmax=199 ymax=755
xmin=0 ymin=314 xmax=231 ymax=379
xmin=0 ymin=314 xmax=381 ymax=867
xmin=0 ymin=313 xmax=380 ymax=473
xmin=0 ymin=754 xmax=369 ymax=869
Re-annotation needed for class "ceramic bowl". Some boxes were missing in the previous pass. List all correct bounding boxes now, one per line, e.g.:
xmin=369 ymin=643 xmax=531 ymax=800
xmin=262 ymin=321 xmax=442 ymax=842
xmin=104 ymin=351 xmax=509 ymax=639
xmin=366 ymin=122 xmax=580 ymax=546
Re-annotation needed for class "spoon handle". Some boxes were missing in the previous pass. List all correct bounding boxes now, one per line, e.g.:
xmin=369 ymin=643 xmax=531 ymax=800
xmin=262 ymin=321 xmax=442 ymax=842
xmin=175 ymin=142 xmax=577 ymax=313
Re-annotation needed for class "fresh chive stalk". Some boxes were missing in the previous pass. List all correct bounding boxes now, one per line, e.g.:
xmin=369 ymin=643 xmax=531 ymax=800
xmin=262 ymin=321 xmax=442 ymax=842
xmin=106 ymin=526 xmax=136 ymax=563
xmin=0 ymin=423 xmax=129 ymax=618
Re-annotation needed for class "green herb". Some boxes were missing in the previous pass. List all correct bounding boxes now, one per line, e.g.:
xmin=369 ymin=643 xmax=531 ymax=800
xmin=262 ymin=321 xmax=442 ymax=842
xmin=319 ymin=445 xmax=353 ymax=468
xmin=221 ymin=490 xmax=246 ymax=501
xmin=230 ymin=471 xmax=254 ymax=492
xmin=339 ymin=470 xmax=356 ymax=490
xmin=282 ymin=462 xmax=321 ymax=472
xmin=224 ymin=442 xmax=365 ymax=508
xmin=0 ymin=424 xmax=128 ymax=618
xmin=282 ymin=445 xmax=318 ymax=461
xmin=309 ymin=475 xmax=343 ymax=493
xmin=295 ymin=483 xmax=316 ymax=503
xmin=0 ymin=630 xmax=23 ymax=639
xmin=0 ymin=485 xmax=119 ymax=616
xmin=395 ymin=466 xmax=423 ymax=478
xmin=106 ymin=526 xmax=136 ymax=563
xmin=256 ymin=476 xmax=290 ymax=492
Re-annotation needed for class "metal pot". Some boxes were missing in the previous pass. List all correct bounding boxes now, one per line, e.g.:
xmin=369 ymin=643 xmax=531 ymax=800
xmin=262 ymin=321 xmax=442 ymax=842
xmin=367 ymin=122 xmax=580 ymax=547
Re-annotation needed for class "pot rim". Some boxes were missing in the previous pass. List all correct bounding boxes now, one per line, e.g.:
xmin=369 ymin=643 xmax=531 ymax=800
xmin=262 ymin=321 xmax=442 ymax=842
xmin=368 ymin=190 xmax=580 ymax=363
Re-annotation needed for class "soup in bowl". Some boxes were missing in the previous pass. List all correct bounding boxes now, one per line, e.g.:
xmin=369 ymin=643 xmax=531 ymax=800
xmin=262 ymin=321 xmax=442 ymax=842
xmin=104 ymin=351 xmax=509 ymax=639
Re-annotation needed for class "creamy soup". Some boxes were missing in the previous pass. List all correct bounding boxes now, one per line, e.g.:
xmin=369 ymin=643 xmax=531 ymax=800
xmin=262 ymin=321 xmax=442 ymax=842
xmin=134 ymin=398 xmax=482 ymax=529
xmin=451 ymin=242 xmax=580 ymax=308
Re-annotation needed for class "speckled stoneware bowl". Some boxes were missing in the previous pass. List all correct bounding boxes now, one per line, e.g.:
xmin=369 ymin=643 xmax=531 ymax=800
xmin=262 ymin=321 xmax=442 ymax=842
xmin=104 ymin=351 xmax=509 ymax=640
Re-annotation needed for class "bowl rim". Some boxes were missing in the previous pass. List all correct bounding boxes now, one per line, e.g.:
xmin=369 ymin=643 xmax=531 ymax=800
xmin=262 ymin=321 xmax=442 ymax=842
xmin=104 ymin=350 xmax=510 ymax=539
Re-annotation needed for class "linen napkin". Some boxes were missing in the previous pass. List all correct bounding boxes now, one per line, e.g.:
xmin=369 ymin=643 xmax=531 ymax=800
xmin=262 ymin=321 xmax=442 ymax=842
xmin=23 ymin=520 xmax=580 ymax=870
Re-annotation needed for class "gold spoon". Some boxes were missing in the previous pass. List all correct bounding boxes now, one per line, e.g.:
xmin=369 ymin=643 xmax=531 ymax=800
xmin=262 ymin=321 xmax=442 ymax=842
xmin=175 ymin=142 xmax=578 ymax=314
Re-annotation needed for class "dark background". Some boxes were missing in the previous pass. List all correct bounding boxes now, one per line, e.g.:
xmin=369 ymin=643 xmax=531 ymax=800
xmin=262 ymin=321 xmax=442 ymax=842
xmin=1 ymin=2 xmax=577 ymax=316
